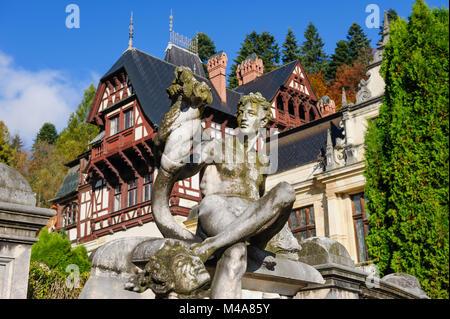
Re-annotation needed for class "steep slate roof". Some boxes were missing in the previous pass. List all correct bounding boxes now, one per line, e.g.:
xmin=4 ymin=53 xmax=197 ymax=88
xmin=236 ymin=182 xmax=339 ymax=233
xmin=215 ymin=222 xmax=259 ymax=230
xmin=88 ymin=130 xmax=105 ymax=146
xmin=273 ymin=113 xmax=342 ymax=173
xmin=164 ymin=44 xmax=206 ymax=78
xmin=101 ymin=48 xmax=240 ymax=126
xmin=54 ymin=164 xmax=80 ymax=200
xmin=233 ymin=60 xmax=298 ymax=102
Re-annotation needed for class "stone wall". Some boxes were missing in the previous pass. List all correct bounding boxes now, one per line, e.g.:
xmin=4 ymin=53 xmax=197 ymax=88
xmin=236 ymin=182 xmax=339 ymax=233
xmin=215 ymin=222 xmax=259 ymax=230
xmin=0 ymin=163 xmax=55 ymax=299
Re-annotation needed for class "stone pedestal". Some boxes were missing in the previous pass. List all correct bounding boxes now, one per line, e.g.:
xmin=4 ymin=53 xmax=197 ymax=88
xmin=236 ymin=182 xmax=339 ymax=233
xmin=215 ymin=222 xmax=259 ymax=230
xmin=294 ymin=237 xmax=429 ymax=299
xmin=79 ymin=235 xmax=429 ymax=299
xmin=80 ymin=236 xmax=325 ymax=299
xmin=0 ymin=163 xmax=55 ymax=299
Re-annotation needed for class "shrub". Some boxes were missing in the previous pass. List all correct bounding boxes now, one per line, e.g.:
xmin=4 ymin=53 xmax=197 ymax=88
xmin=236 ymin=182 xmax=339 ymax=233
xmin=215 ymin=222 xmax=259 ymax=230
xmin=28 ymin=229 xmax=91 ymax=299
xmin=364 ymin=0 xmax=449 ymax=299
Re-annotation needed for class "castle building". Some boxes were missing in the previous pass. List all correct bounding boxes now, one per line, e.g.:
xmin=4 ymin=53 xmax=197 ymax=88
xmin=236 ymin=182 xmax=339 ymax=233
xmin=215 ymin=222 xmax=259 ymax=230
xmin=52 ymin=12 xmax=386 ymax=266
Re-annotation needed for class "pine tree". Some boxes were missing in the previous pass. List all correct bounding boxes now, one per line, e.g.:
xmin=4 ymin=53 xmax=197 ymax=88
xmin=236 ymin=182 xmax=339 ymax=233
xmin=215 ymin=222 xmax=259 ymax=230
xmin=300 ymin=22 xmax=328 ymax=74
xmin=281 ymin=27 xmax=301 ymax=64
xmin=326 ymin=40 xmax=352 ymax=80
xmin=195 ymin=32 xmax=217 ymax=78
xmin=364 ymin=0 xmax=449 ymax=299
xmin=10 ymin=134 xmax=24 ymax=151
xmin=34 ymin=122 xmax=58 ymax=146
xmin=196 ymin=32 xmax=217 ymax=63
xmin=228 ymin=31 xmax=280 ymax=89
xmin=346 ymin=22 xmax=371 ymax=62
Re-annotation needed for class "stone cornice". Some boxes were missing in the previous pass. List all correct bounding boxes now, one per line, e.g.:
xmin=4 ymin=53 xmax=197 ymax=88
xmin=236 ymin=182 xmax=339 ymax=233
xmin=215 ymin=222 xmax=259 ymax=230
xmin=315 ymin=161 xmax=366 ymax=184
xmin=0 ymin=202 xmax=55 ymax=245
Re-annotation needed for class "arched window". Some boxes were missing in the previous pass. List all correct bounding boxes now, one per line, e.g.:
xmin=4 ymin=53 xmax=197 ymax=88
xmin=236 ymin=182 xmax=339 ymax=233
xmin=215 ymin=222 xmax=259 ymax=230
xmin=288 ymin=99 xmax=295 ymax=117
xmin=309 ymin=107 xmax=316 ymax=121
xmin=276 ymin=94 xmax=284 ymax=112
xmin=299 ymin=105 xmax=306 ymax=120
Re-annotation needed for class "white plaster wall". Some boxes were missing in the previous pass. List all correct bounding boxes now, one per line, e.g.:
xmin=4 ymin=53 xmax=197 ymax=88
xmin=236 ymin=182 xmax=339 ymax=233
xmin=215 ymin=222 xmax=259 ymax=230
xmin=367 ymin=64 xmax=385 ymax=98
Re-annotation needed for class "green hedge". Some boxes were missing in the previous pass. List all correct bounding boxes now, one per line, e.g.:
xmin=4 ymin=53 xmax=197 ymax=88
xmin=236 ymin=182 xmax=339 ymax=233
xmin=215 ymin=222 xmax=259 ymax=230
xmin=28 ymin=262 xmax=90 ymax=299
xmin=28 ymin=229 xmax=91 ymax=299
xmin=30 ymin=229 xmax=91 ymax=274
xmin=364 ymin=0 xmax=449 ymax=299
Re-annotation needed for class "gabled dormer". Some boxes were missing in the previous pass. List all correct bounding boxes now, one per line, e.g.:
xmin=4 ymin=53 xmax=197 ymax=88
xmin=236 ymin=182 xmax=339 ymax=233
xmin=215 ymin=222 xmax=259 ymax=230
xmin=234 ymin=57 xmax=323 ymax=131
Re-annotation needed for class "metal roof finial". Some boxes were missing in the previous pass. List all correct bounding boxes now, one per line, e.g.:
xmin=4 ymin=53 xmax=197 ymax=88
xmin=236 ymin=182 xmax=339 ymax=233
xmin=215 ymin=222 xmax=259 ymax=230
xmin=128 ymin=11 xmax=134 ymax=50
xmin=169 ymin=9 xmax=173 ymax=33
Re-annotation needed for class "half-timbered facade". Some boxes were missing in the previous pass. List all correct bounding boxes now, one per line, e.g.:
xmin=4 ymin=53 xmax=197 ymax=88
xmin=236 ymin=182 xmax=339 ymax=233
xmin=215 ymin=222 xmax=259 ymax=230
xmin=52 ymin=30 xmax=333 ymax=251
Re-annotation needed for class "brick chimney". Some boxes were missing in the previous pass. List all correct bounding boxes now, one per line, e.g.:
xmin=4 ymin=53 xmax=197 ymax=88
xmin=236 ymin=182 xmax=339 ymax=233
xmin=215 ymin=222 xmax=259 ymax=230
xmin=317 ymin=96 xmax=336 ymax=116
xmin=236 ymin=53 xmax=264 ymax=86
xmin=206 ymin=51 xmax=228 ymax=103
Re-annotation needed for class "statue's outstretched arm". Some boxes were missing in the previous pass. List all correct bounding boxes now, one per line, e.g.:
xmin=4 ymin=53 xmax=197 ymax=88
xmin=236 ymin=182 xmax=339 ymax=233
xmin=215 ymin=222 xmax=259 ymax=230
xmin=151 ymin=66 xmax=212 ymax=242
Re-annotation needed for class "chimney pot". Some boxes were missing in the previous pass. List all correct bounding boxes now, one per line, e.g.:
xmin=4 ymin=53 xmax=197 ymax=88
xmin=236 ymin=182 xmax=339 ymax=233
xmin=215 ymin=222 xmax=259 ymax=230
xmin=206 ymin=51 xmax=228 ymax=103
xmin=236 ymin=54 xmax=264 ymax=86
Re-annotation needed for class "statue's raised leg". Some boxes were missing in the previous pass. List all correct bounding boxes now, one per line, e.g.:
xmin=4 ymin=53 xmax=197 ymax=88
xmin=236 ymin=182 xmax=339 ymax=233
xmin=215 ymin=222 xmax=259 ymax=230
xmin=193 ymin=181 xmax=295 ymax=262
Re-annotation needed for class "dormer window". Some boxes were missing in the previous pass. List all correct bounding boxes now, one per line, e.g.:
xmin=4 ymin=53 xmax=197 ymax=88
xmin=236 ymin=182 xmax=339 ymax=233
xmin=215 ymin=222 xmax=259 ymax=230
xmin=110 ymin=115 xmax=119 ymax=136
xmin=124 ymin=108 xmax=134 ymax=130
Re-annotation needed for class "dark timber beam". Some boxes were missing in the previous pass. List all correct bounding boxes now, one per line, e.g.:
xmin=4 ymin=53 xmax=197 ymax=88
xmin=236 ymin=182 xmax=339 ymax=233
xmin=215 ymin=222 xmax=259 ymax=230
xmin=119 ymin=151 xmax=138 ymax=178
xmin=104 ymin=157 xmax=124 ymax=184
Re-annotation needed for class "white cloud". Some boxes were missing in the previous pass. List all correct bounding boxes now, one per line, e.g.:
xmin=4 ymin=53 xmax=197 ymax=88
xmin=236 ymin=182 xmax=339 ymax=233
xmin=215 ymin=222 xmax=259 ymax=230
xmin=0 ymin=51 xmax=98 ymax=150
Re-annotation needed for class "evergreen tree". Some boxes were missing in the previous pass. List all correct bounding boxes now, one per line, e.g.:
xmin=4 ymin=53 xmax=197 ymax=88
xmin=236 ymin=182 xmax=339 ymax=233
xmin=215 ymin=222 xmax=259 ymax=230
xmin=28 ymin=228 xmax=91 ymax=299
xmin=379 ymin=8 xmax=399 ymax=38
xmin=10 ymin=134 xmax=24 ymax=151
xmin=34 ymin=122 xmax=58 ymax=146
xmin=228 ymin=31 xmax=280 ymax=89
xmin=281 ymin=27 xmax=301 ymax=64
xmin=300 ymin=22 xmax=328 ymax=74
xmin=364 ymin=0 xmax=449 ymax=299
xmin=0 ymin=121 xmax=16 ymax=165
xmin=346 ymin=22 xmax=371 ymax=62
xmin=326 ymin=40 xmax=352 ymax=80
xmin=195 ymin=32 xmax=217 ymax=78
xmin=196 ymin=32 xmax=217 ymax=64
xmin=55 ymin=84 xmax=99 ymax=164
xmin=31 ymin=228 xmax=91 ymax=274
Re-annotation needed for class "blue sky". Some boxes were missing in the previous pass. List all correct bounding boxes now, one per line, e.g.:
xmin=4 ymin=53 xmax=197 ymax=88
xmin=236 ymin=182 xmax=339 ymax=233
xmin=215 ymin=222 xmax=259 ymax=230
xmin=0 ymin=0 xmax=447 ymax=149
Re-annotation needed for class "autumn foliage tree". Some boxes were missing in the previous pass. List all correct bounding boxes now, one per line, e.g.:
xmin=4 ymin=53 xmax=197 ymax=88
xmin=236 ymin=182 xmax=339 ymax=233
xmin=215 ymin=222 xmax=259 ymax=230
xmin=327 ymin=60 xmax=367 ymax=110
xmin=308 ymin=72 xmax=328 ymax=100
xmin=28 ymin=140 xmax=66 ymax=207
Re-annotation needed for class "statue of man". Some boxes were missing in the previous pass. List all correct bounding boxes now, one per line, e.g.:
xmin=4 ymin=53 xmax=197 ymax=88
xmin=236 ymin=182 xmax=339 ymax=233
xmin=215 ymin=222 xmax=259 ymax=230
xmin=129 ymin=69 xmax=299 ymax=298
xmin=184 ymin=92 xmax=297 ymax=298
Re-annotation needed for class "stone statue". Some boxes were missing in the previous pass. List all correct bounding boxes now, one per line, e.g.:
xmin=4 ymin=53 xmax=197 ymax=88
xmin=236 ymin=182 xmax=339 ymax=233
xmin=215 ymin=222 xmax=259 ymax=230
xmin=151 ymin=66 xmax=212 ymax=242
xmin=126 ymin=67 xmax=301 ymax=298
xmin=355 ymin=73 xmax=372 ymax=104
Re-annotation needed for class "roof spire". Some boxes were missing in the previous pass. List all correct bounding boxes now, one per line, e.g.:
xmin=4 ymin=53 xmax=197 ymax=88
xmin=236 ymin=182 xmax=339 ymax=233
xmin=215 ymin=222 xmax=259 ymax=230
xmin=169 ymin=9 xmax=173 ymax=33
xmin=128 ymin=11 xmax=134 ymax=50
xmin=380 ymin=10 xmax=391 ymax=46
xmin=383 ymin=10 xmax=390 ymax=34
xmin=342 ymin=87 xmax=348 ymax=106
